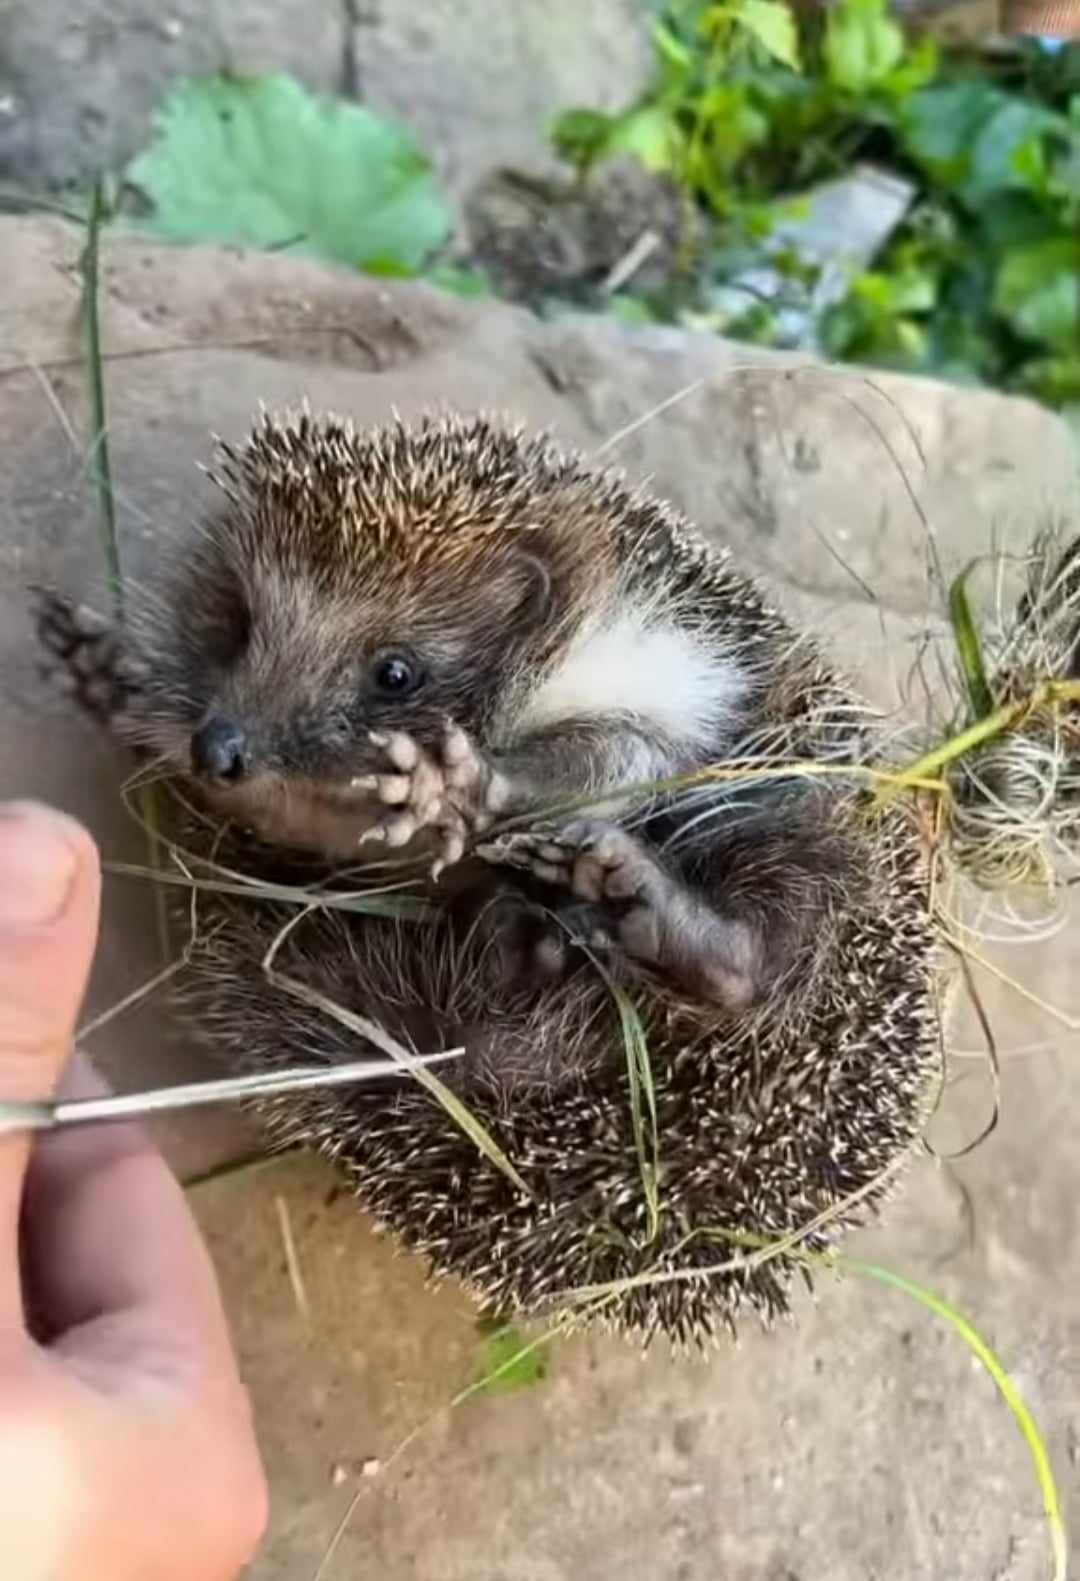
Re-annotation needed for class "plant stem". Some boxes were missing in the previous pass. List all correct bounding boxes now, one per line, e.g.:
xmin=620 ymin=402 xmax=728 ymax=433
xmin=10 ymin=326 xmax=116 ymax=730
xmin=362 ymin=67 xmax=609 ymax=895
xmin=888 ymin=680 xmax=1080 ymax=791
xmin=79 ymin=177 xmax=122 ymax=617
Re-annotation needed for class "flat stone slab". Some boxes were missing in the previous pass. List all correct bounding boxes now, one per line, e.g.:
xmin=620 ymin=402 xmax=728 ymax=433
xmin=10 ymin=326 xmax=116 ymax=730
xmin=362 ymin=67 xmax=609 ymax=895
xmin=1 ymin=213 xmax=1078 ymax=1579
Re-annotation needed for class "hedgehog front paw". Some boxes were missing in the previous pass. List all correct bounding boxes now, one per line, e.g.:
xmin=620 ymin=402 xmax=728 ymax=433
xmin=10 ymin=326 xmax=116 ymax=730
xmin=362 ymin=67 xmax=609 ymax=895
xmin=351 ymin=721 xmax=510 ymax=878
xmin=32 ymin=588 xmax=146 ymax=725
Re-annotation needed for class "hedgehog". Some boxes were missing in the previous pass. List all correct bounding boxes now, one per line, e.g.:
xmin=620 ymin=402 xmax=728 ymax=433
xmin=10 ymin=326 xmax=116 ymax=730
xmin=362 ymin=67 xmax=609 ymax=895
xmin=35 ymin=409 xmax=941 ymax=1345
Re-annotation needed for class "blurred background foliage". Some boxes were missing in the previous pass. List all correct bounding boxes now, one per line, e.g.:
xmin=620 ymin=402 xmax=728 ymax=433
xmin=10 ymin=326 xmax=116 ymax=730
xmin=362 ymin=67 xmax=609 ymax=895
xmin=22 ymin=0 xmax=1078 ymax=419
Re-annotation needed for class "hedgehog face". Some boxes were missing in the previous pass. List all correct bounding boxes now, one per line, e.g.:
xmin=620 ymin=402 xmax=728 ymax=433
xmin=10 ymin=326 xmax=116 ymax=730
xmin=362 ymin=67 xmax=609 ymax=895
xmin=122 ymin=410 xmax=621 ymax=855
xmin=130 ymin=515 xmax=561 ymax=856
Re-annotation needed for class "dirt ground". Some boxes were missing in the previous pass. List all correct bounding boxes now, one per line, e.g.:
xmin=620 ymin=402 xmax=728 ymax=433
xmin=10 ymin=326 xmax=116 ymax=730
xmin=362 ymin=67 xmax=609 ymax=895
xmin=2 ymin=215 xmax=1080 ymax=1579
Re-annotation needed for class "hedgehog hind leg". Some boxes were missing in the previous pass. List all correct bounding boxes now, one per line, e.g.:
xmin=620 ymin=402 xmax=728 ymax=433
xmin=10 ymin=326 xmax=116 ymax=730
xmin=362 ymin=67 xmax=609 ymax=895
xmin=481 ymin=818 xmax=761 ymax=1012
xmin=454 ymin=873 xmax=618 ymax=998
xmin=31 ymin=587 xmax=145 ymax=729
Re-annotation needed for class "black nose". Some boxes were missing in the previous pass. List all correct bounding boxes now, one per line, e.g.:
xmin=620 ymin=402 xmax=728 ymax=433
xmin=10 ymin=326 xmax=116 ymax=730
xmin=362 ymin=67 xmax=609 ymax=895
xmin=191 ymin=718 xmax=249 ymax=783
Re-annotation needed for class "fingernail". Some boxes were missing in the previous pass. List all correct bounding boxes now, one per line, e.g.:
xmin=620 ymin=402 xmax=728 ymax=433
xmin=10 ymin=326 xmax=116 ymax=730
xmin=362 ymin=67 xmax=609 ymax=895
xmin=0 ymin=804 xmax=79 ymax=926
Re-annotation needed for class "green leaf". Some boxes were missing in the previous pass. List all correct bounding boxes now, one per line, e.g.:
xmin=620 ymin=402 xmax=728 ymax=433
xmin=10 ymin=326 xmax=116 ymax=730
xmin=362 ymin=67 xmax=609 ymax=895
xmin=551 ymin=107 xmax=618 ymax=169
xmin=995 ymin=238 xmax=1080 ymax=349
xmin=473 ymin=1323 xmax=549 ymax=1394
xmin=902 ymin=80 xmax=1003 ymax=182
xmin=965 ymin=99 xmax=1061 ymax=203
xmin=852 ymin=267 xmax=936 ymax=314
xmin=824 ymin=0 xmax=904 ymax=95
xmin=1010 ymin=135 xmax=1048 ymax=194
xmin=690 ymin=83 xmax=769 ymax=186
xmin=733 ymin=0 xmax=801 ymax=71
xmin=125 ymin=73 xmax=451 ymax=271
xmin=359 ymin=255 xmax=415 ymax=279
xmin=978 ymin=190 xmax=1062 ymax=250
xmin=1017 ymin=354 xmax=1080 ymax=405
xmin=877 ymin=34 xmax=939 ymax=101
xmin=607 ymin=104 xmax=681 ymax=171
xmin=651 ymin=18 xmax=694 ymax=70
xmin=948 ymin=563 xmax=994 ymax=721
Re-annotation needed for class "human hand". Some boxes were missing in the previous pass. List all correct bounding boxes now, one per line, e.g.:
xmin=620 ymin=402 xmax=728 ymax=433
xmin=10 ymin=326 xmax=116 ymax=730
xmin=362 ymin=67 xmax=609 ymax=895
xmin=0 ymin=801 xmax=267 ymax=1580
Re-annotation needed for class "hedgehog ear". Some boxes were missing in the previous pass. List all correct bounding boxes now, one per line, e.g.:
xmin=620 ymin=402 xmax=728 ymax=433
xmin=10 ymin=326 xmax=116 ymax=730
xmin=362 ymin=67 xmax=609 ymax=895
xmin=502 ymin=550 xmax=553 ymax=629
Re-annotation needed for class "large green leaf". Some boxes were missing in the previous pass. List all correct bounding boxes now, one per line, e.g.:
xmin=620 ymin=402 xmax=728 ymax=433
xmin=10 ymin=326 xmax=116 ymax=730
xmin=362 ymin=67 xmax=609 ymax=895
xmin=125 ymin=73 xmax=452 ymax=271
xmin=966 ymin=99 xmax=1062 ymax=204
xmin=902 ymin=80 xmax=1004 ymax=182
xmin=995 ymin=238 xmax=1080 ymax=349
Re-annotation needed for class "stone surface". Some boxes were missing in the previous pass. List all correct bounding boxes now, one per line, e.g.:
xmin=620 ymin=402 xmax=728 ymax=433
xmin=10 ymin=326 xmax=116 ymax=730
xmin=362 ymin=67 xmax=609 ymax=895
xmin=0 ymin=0 xmax=651 ymax=205
xmin=349 ymin=0 xmax=652 ymax=203
xmin=1 ymin=213 xmax=1079 ymax=1578
xmin=0 ymin=0 xmax=346 ymax=190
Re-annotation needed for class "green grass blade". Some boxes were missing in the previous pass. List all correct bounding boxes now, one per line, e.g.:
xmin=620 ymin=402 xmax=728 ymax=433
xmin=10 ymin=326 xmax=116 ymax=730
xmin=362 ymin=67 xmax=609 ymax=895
xmin=611 ymin=982 xmax=661 ymax=1243
xmin=552 ymin=1221 xmax=1067 ymax=1579
xmin=852 ymin=1259 xmax=1067 ymax=1581
xmin=948 ymin=561 xmax=994 ymax=722
xmin=266 ymin=970 xmax=533 ymax=1199
xmin=78 ymin=176 xmax=122 ymax=615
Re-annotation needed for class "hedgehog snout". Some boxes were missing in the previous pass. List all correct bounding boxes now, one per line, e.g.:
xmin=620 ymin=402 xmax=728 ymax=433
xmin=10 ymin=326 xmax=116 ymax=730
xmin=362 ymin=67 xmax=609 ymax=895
xmin=191 ymin=716 xmax=251 ymax=785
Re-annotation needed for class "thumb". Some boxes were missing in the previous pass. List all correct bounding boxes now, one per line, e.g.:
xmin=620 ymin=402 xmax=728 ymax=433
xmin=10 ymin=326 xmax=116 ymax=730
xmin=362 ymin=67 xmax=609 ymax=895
xmin=0 ymin=802 xmax=100 ymax=1326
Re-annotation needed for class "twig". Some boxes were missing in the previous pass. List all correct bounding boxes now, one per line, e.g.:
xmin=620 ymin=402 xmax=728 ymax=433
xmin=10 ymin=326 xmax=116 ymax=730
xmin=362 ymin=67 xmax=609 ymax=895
xmin=600 ymin=229 xmax=661 ymax=295
xmin=76 ymin=952 xmax=192 ymax=1043
xmin=925 ymin=948 xmax=1001 ymax=1161
xmin=275 ymin=1194 xmax=311 ymax=1325
xmin=183 ymin=1151 xmax=297 ymax=1192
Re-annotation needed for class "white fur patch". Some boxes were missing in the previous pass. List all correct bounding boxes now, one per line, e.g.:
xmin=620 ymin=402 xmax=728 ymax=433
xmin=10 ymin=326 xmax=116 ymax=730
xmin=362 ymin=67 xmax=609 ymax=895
xmin=519 ymin=607 xmax=748 ymax=749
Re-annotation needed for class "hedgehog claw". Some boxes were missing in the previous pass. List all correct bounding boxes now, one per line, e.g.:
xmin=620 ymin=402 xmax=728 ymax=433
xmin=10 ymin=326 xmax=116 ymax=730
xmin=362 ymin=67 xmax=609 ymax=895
xmin=478 ymin=819 xmax=652 ymax=909
xmin=357 ymin=723 xmax=506 ymax=874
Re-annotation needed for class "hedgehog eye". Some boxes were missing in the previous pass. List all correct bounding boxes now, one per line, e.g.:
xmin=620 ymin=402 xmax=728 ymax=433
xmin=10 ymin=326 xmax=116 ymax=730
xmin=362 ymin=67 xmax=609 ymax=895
xmin=371 ymin=651 xmax=422 ymax=697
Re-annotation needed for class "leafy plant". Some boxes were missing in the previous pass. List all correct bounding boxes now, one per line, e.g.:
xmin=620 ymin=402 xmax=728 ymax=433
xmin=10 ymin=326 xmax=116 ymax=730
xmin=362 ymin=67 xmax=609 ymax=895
xmin=125 ymin=72 xmax=452 ymax=274
xmin=552 ymin=1 xmax=1080 ymax=412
